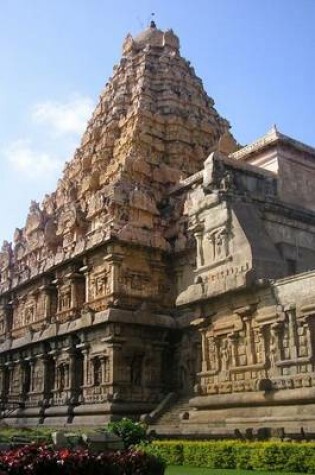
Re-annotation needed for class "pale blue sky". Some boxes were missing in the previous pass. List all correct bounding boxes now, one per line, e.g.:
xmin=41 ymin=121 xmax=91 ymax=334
xmin=1 ymin=0 xmax=315 ymax=243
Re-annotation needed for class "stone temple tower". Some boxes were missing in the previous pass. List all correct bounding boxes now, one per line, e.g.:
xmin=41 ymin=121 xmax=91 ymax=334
xmin=0 ymin=22 xmax=235 ymax=425
xmin=2 ymin=23 xmax=315 ymax=436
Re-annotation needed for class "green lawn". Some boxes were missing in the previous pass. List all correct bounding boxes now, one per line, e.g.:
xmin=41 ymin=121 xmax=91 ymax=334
xmin=165 ymin=467 xmax=304 ymax=475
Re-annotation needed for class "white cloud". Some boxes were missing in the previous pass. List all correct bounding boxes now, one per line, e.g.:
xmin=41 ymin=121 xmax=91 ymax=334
xmin=32 ymin=95 xmax=94 ymax=135
xmin=3 ymin=93 xmax=95 ymax=180
xmin=3 ymin=140 xmax=63 ymax=178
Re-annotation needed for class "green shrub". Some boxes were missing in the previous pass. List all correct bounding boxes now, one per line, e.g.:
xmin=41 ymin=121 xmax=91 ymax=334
xmin=108 ymin=418 xmax=147 ymax=448
xmin=305 ymin=452 xmax=315 ymax=473
xmin=251 ymin=443 xmax=292 ymax=471
xmin=233 ymin=442 xmax=260 ymax=470
xmin=182 ymin=441 xmax=236 ymax=469
xmin=141 ymin=441 xmax=184 ymax=465
xmin=144 ymin=440 xmax=315 ymax=473
xmin=284 ymin=444 xmax=313 ymax=473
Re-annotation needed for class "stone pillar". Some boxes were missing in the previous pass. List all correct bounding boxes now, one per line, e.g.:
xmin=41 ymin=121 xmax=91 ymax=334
xmin=40 ymin=355 xmax=48 ymax=399
xmin=20 ymin=359 xmax=32 ymax=398
xmin=213 ymin=337 xmax=220 ymax=373
xmin=40 ymin=285 xmax=55 ymax=322
xmin=70 ymin=279 xmax=78 ymax=309
xmin=82 ymin=348 xmax=90 ymax=386
xmin=100 ymin=356 xmax=108 ymax=384
xmin=285 ymin=304 xmax=297 ymax=360
xmin=305 ymin=317 xmax=313 ymax=358
xmin=269 ymin=322 xmax=281 ymax=377
xmin=243 ymin=316 xmax=254 ymax=365
xmin=108 ymin=343 xmax=121 ymax=397
xmin=0 ymin=364 xmax=7 ymax=400
xmin=6 ymin=362 xmax=13 ymax=396
xmin=256 ymin=326 xmax=267 ymax=366
xmin=70 ymin=273 xmax=85 ymax=312
xmin=29 ymin=358 xmax=35 ymax=392
xmin=81 ymin=266 xmax=90 ymax=304
xmin=228 ymin=332 xmax=239 ymax=367
xmin=194 ymin=231 xmax=204 ymax=267
xmin=201 ymin=330 xmax=209 ymax=372
xmin=67 ymin=349 xmax=78 ymax=402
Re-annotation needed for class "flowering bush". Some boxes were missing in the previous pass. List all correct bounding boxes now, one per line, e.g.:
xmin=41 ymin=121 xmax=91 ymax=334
xmin=0 ymin=444 xmax=165 ymax=475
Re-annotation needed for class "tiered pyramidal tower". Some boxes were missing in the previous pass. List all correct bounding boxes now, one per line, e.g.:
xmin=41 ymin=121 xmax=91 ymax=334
xmin=0 ymin=23 xmax=237 ymax=425
xmin=1 ymin=22 xmax=235 ymax=315
xmin=53 ymin=22 xmax=233 ymax=253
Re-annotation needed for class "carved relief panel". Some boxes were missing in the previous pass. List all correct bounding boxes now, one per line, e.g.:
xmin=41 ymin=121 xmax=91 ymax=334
xmin=88 ymin=261 xmax=112 ymax=312
xmin=56 ymin=270 xmax=86 ymax=323
xmin=119 ymin=252 xmax=159 ymax=302
xmin=57 ymin=283 xmax=72 ymax=313
xmin=81 ymin=345 xmax=112 ymax=404
xmin=124 ymin=271 xmax=150 ymax=293
xmin=207 ymin=227 xmax=230 ymax=263
xmin=56 ymin=203 xmax=87 ymax=250
xmin=197 ymin=303 xmax=315 ymax=397
xmin=11 ymin=286 xmax=46 ymax=337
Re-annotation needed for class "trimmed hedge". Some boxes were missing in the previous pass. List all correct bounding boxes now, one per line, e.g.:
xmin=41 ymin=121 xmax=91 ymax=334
xmin=141 ymin=440 xmax=315 ymax=473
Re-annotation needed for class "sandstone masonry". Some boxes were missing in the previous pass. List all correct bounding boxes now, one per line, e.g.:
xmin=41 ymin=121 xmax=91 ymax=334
xmin=0 ymin=24 xmax=315 ymax=436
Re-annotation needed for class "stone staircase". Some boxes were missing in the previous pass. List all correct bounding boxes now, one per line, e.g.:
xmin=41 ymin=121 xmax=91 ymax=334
xmin=148 ymin=395 xmax=192 ymax=436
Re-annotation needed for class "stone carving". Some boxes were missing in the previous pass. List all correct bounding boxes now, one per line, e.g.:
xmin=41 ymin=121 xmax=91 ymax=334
xmin=208 ymin=227 xmax=229 ymax=261
xmin=57 ymin=283 xmax=72 ymax=313
xmin=25 ymin=201 xmax=44 ymax=235
xmin=196 ymin=303 xmax=315 ymax=398
xmin=2 ymin=22 xmax=315 ymax=434
xmin=57 ymin=204 xmax=81 ymax=237
xmin=44 ymin=217 xmax=60 ymax=250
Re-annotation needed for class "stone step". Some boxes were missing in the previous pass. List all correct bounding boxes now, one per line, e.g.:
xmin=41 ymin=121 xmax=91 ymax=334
xmin=153 ymin=396 xmax=192 ymax=426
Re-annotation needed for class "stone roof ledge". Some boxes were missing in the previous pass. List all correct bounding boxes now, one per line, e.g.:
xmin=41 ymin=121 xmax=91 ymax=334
xmin=230 ymin=125 xmax=315 ymax=161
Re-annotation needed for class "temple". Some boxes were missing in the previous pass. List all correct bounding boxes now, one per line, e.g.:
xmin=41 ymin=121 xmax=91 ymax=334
xmin=1 ymin=23 xmax=315 ymax=436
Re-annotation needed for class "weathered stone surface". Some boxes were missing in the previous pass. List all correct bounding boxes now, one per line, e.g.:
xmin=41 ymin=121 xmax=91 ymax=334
xmin=1 ymin=23 xmax=315 ymax=436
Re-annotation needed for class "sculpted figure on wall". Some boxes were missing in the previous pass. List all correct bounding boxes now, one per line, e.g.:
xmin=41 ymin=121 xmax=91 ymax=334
xmin=93 ymin=272 xmax=110 ymax=298
xmin=208 ymin=227 xmax=229 ymax=261
xmin=219 ymin=337 xmax=231 ymax=373
xmin=24 ymin=304 xmax=35 ymax=326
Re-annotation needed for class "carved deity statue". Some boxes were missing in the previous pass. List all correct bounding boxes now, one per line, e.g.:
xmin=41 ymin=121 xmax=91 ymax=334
xmin=220 ymin=337 xmax=230 ymax=372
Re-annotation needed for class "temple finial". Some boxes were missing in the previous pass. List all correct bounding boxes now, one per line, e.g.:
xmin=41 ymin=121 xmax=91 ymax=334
xmin=150 ymin=12 xmax=156 ymax=29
